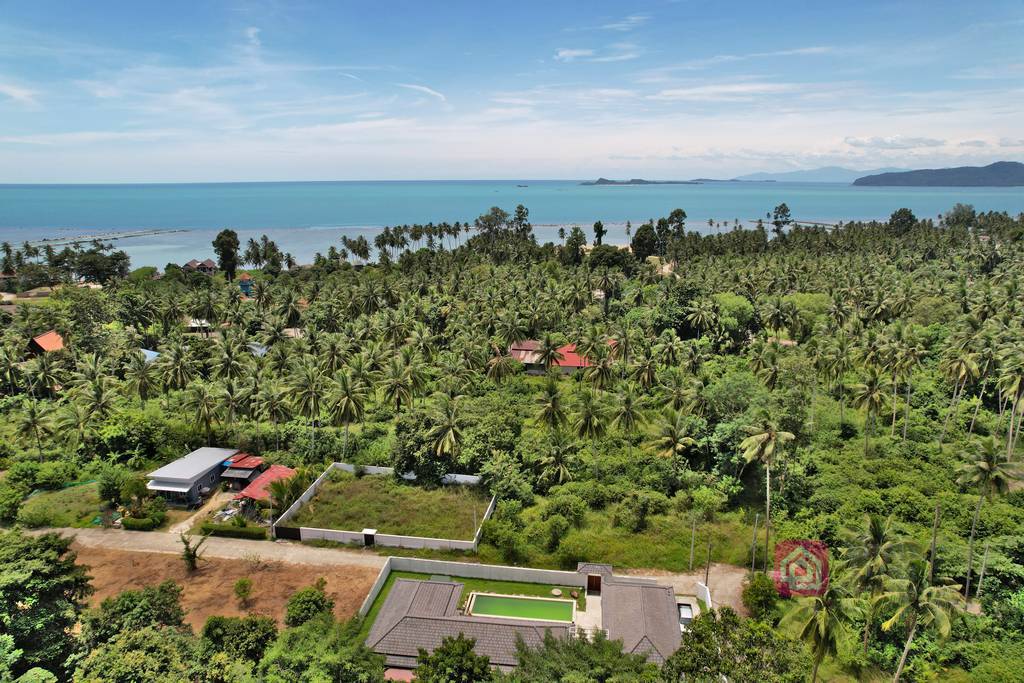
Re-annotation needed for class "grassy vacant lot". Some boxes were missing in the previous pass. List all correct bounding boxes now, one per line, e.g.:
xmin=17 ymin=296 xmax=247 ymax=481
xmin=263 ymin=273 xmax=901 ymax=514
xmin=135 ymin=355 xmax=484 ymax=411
xmin=17 ymin=482 xmax=102 ymax=528
xmin=290 ymin=472 xmax=491 ymax=540
xmin=359 ymin=570 xmax=585 ymax=640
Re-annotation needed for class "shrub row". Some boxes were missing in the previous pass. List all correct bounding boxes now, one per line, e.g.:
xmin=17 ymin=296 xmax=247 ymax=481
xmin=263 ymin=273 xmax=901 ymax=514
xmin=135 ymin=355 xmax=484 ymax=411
xmin=200 ymin=523 xmax=268 ymax=540
xmin=121 ymin=516 xmax=161 ymax=531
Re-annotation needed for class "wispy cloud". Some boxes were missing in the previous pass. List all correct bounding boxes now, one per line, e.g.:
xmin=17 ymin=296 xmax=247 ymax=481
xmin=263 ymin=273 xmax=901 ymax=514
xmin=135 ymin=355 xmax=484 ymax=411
xmin=0 ymin=80 xmax=39 ymax=106
xmin=844 ymin=135 xmax=946 ymax=150
xmin=554 ymin=48 xmax=595 ymax=62
xmin=958 ymin=139 xmax=988 ymax=147
xmin=395 ymin=83 xmax=446 ymax=102
xmin=554 ymin=43 xmax=639 ymax=63
xmin=647 ymin=82 xmax=800 ymax=102
xmin=599 ymin=15 xmax=649 ymax=31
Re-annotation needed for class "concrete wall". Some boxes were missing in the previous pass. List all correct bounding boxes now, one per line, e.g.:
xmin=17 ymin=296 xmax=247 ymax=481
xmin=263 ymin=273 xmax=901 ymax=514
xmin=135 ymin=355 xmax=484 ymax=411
xmin=359 ymin=558 xmax=395 ymax=616
xmin=273 ymin=462 xmax=494 ymax=550
xmin=696 ymin=581 xmax=713 ymax=609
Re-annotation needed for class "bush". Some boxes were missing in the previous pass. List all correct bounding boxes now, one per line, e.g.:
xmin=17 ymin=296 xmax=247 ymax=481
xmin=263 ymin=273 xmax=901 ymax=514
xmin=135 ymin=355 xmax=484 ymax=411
xmin=742 ymin=572 xmax=779 ymax=623
xmin=285 ymin=578 xmax=334 ymax=627
xmin=121 ymin=516 xmax=160 ymax=531
xmin=612 ymin=490 xmax=670 ymax=532
xmin=200 ymin=523 xmax=268 ymax=540
xmin=202 ymin=615 xmax=277 ymax=663
xmin=542 ymin=494 xmax=587 ymax=528
xmin=481 ymin=519 xmax=530 ymax=564
xmin=234 ymin=578 xmax=253 ymax=606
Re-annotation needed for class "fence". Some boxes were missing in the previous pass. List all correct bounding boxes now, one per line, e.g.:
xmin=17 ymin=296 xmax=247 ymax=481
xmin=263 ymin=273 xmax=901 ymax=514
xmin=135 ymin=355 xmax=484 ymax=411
xmin=696 ymin=581 xmax=713 ymax=610
xmin=271 ymin=462 xmax=495 ymax=551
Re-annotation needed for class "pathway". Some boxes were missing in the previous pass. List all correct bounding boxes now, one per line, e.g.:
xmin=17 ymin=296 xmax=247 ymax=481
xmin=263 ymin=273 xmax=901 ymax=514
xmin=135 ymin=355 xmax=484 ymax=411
xmin=35 ymin=527 xmax=388 ymax=569
xmin=168 ymin=491 xmax=232 ymax=535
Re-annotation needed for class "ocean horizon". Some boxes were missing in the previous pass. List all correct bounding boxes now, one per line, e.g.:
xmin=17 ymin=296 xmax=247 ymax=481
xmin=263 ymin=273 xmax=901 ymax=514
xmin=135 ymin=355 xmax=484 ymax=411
xmin=2 ymin=179 xmax=1022 ymax=268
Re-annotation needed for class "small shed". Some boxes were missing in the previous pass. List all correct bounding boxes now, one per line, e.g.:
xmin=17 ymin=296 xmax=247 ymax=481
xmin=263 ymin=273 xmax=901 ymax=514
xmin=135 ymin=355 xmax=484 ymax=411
xmin=29 ymin=330 xmax=65 ymax=355
xmin=221 ymin=453 xmax=264 ymax=490
xmin=147 ymin=447 xmax=239 ymax=506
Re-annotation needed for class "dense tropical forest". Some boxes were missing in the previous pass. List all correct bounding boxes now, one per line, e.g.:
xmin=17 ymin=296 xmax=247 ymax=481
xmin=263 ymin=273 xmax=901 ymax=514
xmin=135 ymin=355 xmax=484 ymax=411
xmin=1 ymin=202 xmax=1024 ymax=682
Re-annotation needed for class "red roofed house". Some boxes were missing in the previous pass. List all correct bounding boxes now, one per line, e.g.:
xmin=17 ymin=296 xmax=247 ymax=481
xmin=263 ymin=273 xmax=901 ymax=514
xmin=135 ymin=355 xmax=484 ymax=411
xmin=509 ymin=340 xmax=601 ymax=374
xmin=29 ymin=330 xmax=65 ymax=355
xmin=221 ymin=453 xmax=265 ymax=490
xmin=234 ymin=464 xmax=296 ymax=503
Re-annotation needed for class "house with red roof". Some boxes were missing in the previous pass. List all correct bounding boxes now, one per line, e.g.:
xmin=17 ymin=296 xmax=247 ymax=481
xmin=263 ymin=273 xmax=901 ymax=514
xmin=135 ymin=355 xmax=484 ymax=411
xmin=234 ymin=464 xmax=296 ymax=503
xmin=509 ymin=340 xmax=607 ymax=374
xmin=29 ymin=330 xmax=65 ymax=355
xmin=221 ymin=453 xmax=265 ymax=490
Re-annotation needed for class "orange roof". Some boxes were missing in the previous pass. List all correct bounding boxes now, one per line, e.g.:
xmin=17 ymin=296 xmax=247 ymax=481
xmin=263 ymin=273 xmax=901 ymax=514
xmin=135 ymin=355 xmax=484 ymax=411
xmin=31 ymin=330 xmax=64 ymax=352
xmin=234 ymin=464 xmax=296 ymax=502
xmin=239 ymin=273 xmax=252 ymax=280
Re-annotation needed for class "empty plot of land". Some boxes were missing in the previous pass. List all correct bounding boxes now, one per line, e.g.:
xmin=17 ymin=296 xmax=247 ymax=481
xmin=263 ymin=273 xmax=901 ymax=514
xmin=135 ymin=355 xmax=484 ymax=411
xmin=74 ymin=544 xmax=379 ymax=630
xmin=289 ymin=473 xmax=491 ymax=540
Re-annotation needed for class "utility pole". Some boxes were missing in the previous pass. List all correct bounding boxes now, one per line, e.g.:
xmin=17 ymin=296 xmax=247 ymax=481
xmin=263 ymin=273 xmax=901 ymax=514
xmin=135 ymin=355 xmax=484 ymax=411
xmin=749 ymin=513 xmax=760 ymax=573
xmin=689 ymin=516 xmax=696 ymax=570
xmin=704 ymin=539 xmax=712 ymax=586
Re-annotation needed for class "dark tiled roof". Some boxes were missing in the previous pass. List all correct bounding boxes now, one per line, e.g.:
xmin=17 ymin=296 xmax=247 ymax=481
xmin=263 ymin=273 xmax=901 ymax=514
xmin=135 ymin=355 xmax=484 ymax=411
xmin=367 ymin=579 xmax=569 ymax=669
xmin=601 ymin=579 xmax=681 ymax=665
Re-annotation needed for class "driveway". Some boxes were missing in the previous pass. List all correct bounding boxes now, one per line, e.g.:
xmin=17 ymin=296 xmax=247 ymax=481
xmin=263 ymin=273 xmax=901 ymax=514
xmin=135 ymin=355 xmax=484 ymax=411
xmin=620 ymin=563 xmax=749 ymax=616
xmin=167 ymin=491 xmax=233 ymax=535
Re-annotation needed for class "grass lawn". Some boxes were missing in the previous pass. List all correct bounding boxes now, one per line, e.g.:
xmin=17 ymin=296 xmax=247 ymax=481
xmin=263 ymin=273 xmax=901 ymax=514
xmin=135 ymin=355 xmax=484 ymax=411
xmin=17 ymin=482 xmax=102 ymax=528
xmin=290 ymin=472 xmax=491 ymax=540
xmin=359 ymin=570 xmax=586 ymax=640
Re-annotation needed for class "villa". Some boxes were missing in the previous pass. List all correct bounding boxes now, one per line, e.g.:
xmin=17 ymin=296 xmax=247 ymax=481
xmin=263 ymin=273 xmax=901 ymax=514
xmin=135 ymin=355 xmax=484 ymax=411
xmin=364 ymin=561 xmax=690 ymax=674
xmin=146 ymin=447 xmax=239 ymax=506
xmin=183 ymin=258 xmax=217 ymax=275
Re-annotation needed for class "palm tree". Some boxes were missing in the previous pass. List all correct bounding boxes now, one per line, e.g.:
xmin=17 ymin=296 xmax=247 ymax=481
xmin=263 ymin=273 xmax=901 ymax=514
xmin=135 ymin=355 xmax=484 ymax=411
xmin=0 ymin=346 xmax=20 ymax=395
xmin=184 ymin=382 xmax=220 ymax=444
xmin=380 ymin=357 xmax=413 ymax=412
xmin=426 ymin=393 xmax=464 ymax=458
xmin=289 ymin=359 xmax=327 ymax=453
xmin=740 ymin=416 xmax=794 ymax=571
xmin=956 ymin=437 xmax=1021 ymax=597
xmin=842 ymin=515 xmax=911 ymax=653
xmin=535 ymin=375 xmax=567 ymax=432
xmin=538 ymin=432 xmax=576 ymax=488
xmin=877 ymin=559 xmax=964 ymax=682
xmin=536 ymin=333 xmax=564 ymax=371
xmin=325 ymin=371 xmax=367 ymax=459
xmin=611 ymin=383 xmax=647 ymax=456
xmin=257 ymin=380 xmax=291 ymax=451
xmin=124 ymin=352 xmax=158 ymax=403
xmin=781 ymin=579 xmax=863 ymax=682
xmin=939 ymin=350 xmax=980 ymax=444
xmin=17 ymin=399 xmax=54 ymax=459
xmin=647 ymin=409 xmax=696 ymax=460
xmin=55 ymin=402 xmax=94 ymax=448
xmin=76 ymin=375 xmax=117 ymax=421
xmin=851 ymin=367 xmax=891 ymax=456
xmin=572 ymin=387 xmax=609 ymax=440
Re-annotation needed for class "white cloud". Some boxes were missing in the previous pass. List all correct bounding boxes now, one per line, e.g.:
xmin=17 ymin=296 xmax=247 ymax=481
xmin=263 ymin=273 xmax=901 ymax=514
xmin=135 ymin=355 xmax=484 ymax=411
xmin=554 ymin=48 xmax=595 ymax=62
xmin=395 ymin=83 xmax=446 ymax=102
xmin=599 ymin=15 xmax=649 ymax=31
xmin=0 ymin=129 xmax=183 ymax=145
xmin=999 ymin=137 xmax=1024 ymax=147
xmin=844 ymin=135 xmax=946 ymax=149
xmin=0 ymin=80 xmax=39 ymax=106
xmin=958 ymin=139 xmax=988 ymax=147
xmin=647 ymin=82 xmax=799 ymax=102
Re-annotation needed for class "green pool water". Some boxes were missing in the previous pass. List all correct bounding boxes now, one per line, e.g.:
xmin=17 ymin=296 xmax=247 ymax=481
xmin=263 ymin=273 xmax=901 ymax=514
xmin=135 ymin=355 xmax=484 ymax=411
xmin=469 ymin=594 xmax=574 ymax=622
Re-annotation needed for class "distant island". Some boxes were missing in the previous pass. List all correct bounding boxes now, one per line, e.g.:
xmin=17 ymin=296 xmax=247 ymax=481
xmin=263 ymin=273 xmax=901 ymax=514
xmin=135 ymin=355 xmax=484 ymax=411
xmin=735 ymin=166 xmax=908 ymax=183
xmin=853 ymin=161 xmax=1024 ymax=187
xmin=580 ymin=177 xmax=700 ymax=186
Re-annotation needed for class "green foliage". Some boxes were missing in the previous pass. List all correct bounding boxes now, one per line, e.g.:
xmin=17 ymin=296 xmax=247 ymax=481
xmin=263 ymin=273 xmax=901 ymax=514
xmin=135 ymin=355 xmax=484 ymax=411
xmin=81 ymin=580 xmax=185 ymax=649
xmin=200 ymin=522 xmax=268 ymax=540
xmin=257 ymin=615 xmax=384 ymax=683
xmin=742 ymin=572 xmax=780 ymax=623
xmin=415 ymin=633 xmax=491 ymax=683
xmin=0 ymin=531 xmax=92 ymax=679
xmin=202 ymin=615 xmax=277 ymax=663
xmin=661 ymin=607 xmax=809 ymax=682
xmin=74 ymin=626 xmax=202 ymax=683
xmin=233 ymin=577 xmax=254 ymax=606
xmin=502 ymin=630 xmax=658 ymax=682
xmin=284 ymin=578 xmax=335 ymax=627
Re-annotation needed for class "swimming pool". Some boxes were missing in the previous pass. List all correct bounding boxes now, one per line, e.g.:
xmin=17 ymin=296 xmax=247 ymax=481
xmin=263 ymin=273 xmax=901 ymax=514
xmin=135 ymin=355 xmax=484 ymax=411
xmin=465 ymin=593 xmax=575 ymax=623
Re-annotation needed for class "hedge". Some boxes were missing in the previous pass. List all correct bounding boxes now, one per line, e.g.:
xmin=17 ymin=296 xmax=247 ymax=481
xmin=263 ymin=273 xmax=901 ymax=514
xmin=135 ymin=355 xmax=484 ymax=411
xmin=200 ymin=523 xmax=268 ymax=540
xmin=121 ymin=516 xmax=161 ymax=531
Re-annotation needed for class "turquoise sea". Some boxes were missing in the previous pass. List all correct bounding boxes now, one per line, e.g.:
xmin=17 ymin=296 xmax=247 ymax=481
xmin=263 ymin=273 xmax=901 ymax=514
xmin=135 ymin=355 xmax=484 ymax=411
xmin=1 ymin=180 xmax=1022 ymax=268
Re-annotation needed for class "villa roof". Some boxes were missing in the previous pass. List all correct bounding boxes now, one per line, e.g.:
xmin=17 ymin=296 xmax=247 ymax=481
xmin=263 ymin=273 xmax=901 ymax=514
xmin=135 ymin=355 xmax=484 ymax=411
xmin=366 ymin=579 xmax=569 ymax=669
xmin=601 ymin=579 xmax=681 ymax=665
xmin=234 ymin=464 xmax=295 ymax=502
xmin=31 ymin=330 xmax=65 ymax=353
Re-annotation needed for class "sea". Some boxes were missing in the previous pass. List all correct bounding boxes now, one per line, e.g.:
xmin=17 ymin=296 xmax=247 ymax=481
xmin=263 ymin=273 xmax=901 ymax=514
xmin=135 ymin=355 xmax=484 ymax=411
xmin=1 ymin=180 xmax=1022 ymax=268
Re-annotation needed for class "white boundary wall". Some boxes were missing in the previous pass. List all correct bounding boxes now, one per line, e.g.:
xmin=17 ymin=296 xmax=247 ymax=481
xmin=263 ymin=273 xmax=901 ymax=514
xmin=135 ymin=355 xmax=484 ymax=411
xmin=273 ymin=463 xmax=494 ymax=551
xmin=696 ymin=581 xmax=713 ymax=609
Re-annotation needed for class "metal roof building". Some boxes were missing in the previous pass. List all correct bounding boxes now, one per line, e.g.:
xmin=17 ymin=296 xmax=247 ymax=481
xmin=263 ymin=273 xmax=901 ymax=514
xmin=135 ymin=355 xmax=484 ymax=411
xmin=147 ymin=447 xmax=238 ymax=505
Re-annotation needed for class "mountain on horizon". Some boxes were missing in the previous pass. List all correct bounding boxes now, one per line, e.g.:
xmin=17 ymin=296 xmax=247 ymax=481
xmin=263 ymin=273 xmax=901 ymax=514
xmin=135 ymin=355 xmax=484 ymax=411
xmin=853 ymin=161 xmax=1024 ymax=187
xmin=734 ymin=166 xmax=908 ymax=183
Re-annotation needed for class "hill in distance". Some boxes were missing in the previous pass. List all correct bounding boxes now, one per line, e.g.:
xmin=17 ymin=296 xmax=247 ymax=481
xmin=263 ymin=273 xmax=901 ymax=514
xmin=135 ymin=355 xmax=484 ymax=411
xmin=853 ymin=161 xmax=1024 ymax=187
xmin=734 ymin=166 xmax=908 ymax=183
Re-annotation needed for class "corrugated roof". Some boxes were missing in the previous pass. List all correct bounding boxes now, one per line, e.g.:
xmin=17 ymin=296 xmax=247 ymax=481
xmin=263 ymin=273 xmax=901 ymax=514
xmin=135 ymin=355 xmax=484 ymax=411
xmin=31 ymin=330 xmax=64 ymax=352
xmin=147 ymin=447 xmax=238 ymax=483
xmin=234 ymin=464 xmax=295 ymax=502
xmin=227 ymin=453 xmax=263 ymax=469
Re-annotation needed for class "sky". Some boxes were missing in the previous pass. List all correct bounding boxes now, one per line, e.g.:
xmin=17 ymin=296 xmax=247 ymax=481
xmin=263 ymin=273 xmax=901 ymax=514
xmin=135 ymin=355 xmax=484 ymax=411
xmin=0 ymin=0 xmax=1022 ymax=182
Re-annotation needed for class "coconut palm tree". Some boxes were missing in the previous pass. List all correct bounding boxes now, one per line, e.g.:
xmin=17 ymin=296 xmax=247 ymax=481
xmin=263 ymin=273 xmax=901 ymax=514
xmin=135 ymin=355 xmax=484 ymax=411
xmin=876 ymin=559 xmax=964 ymax=682
xmin=289 ymin=358 xmax=328 ymax=452
xmin=380 ymin=357 xmax=413 ymax=412
xmin=647 ymin=409 xmax=697 ymax=460
xmin=17 ymin=399 xmax=54 ymax=459
xmin=781 ymin=579 xmax=863 ymax=682
xmin=842 ymin=514 xmax=912 ymax=653
xmin=0 ymin=346 xmax=20 ymax=395
xmin=956 ymin=436 xmax=1021 ymax=597
xmin=536 ymin=333 xmax=565 ymax=371
xmin=184 ymin=381 xmax=220 ymax=444
xmin=426 ymin=393 xmax=464 ymax=458
xmin=611 ymin=383 xmax=647 ymax=457
xmin=740 ymin=415 xmax=794 ymax=571
xmin=538 ymin=432 xmax=576 ymax=488
xmin=325 ymin=371 xmax=366 ymax=459
xmin=55 ymin=402 xmax=94 ymax=448
xmin=257 ymin=380 xmax=291 ymax=451
xmin=535 ymin=375 xmax=567 ymax=432
xmin=572 ymin=387 xmax=609 ymax=440
xmin=124 ymin=351 xmax=158 ymax=403
xmin=852 ymin=367 xmax=891 ymax=456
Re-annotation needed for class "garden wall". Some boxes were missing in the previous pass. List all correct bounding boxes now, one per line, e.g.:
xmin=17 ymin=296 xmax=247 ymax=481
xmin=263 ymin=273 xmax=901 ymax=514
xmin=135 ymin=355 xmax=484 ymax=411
xmin=271 ymin=462 xmax=494 ymax=551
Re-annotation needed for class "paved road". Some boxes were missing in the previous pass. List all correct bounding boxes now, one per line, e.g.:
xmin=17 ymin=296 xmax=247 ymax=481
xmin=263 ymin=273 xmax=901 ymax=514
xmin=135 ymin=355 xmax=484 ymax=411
xmin=36 ymin=527 xmax=388 ymax=569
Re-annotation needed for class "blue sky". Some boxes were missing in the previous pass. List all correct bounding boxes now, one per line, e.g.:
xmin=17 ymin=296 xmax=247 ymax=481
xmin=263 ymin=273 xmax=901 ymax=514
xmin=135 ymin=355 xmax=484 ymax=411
xmin=0 ymin=0 xmax=1022 ymax=182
